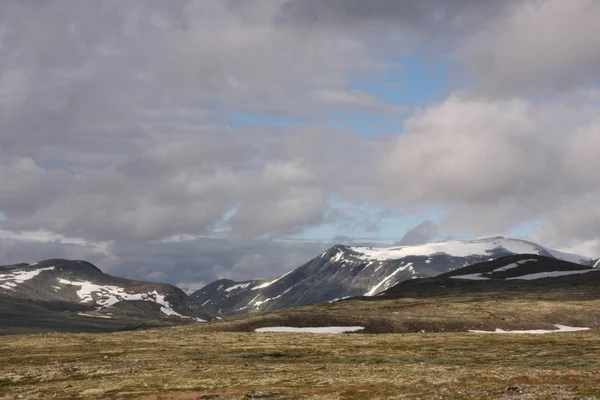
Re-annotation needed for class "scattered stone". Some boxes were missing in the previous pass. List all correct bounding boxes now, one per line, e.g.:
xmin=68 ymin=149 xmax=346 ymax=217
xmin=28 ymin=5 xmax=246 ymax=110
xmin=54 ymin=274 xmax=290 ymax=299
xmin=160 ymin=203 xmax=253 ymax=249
xmin=244 ymin=362 xmax=253 ymax=367
xmin=505 ymin=385 xmax=522 ymax=392
xmin=57 ymin=363 xmax=75 ymax=373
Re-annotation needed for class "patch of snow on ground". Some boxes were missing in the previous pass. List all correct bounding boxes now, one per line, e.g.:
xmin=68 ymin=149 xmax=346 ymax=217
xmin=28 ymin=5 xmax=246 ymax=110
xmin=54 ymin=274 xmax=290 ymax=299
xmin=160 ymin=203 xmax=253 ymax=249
xmin=450 ymin=273 xmax=490 ymax=281
xmin=493 ymin=259 xmax=538 ymax=272
xmin=77 ymin=312 xmax=112 ymax=319
xmin=0 ymin=266 xmax=55 ymax=290
xmin=469 ymin=324 xmax=590 ymax=334
xmin=506 ymin=269 xmax=599 ymax=280
xmin=255 ymin=326 xmax=365 ymax=334
xmin=328 ymin=296 xmax=351 ymax=303
xmin=364 ymin=263 xmax=412 ymax=296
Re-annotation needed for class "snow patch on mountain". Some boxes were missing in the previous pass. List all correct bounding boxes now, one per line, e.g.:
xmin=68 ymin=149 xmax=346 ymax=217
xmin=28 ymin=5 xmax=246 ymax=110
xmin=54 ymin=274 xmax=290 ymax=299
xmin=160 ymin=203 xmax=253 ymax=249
xmin=56 ymin=278 xmax=202 ymax=320
xmin=493 ymin=259 xmax=538 ymax=272
xmin=365 ymin=263 xmax=413 ymax=296
xmin=0 ymin=266 xmax=55 ymax=290
xmin=251 ymin=270 xmax=293 ymax=290
xmin=349 ymin=237 xmax=586 ymax=263
xmin=224 ymin=282 xmax=253 ymax=293
xmin=450 ymin=273 xmax=491 ymax=281
xmin=330 ymin=249 xmax=344 ymax=263
xmin=251 ymin=287 xmax=293 ymax=308
xmin=506 ymin=269 xmax=599 ymax=280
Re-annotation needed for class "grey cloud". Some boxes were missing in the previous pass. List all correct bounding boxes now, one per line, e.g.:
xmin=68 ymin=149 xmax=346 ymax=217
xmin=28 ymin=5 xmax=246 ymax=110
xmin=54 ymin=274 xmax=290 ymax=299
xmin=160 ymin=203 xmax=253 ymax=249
xmin=276 ymin=0 xmax=511 ymax=33
xmin=104 ymin=238 xmax=331 ymax=284
xmin=0 ymin=237 xmax=109 ymax=267
xmin=531 ymin=192 xmax=600 ymax=247
xmin=465 ymin=0 xmax=600 ymax=96
xmin=0 ymin=0 xmax=395 ymax=242
xmin=2 ymin=0 xmax=600 ymax=285
xmin=0 ymin=236 xmax=331 ymax=286
xmin=397 ymin=220 xmax=438 ymax=246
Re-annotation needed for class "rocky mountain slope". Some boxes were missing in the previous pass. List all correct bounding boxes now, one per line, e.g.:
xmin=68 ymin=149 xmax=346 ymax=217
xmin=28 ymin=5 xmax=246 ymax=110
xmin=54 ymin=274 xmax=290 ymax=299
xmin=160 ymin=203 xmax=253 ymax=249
xmin=0 ymin=259 xmax=211 ymax=335
xmin=191 ymin=236 xmax=590 ymax=317
xmin=587 ymin=258 xmax=600 ymax=268
xmin=377 ymin=253 xmax=600 ymax=300
xmin=200 ymin=253 xmax=600 ymax=336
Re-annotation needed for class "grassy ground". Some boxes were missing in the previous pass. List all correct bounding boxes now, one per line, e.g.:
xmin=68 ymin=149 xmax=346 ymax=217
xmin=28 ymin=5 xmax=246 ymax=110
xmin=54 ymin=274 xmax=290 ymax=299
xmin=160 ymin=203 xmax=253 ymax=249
xmin=2 ymin=322 xmax=600 ymax=399
xmin=3 ymin=294 xmax=600 ymax=400
xmin=198 ymin=296 xmax=600 ymax=335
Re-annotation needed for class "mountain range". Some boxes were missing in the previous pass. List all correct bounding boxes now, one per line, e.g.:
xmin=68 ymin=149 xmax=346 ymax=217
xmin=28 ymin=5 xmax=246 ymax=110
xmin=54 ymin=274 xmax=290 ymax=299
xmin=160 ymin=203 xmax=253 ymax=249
xmin=190 ymin=236 xmax=590 ymax=317
xmin=0 ymin=236 xmax=595 ymax=334
xmin=208 ymin=253 xmax=600 ymax=336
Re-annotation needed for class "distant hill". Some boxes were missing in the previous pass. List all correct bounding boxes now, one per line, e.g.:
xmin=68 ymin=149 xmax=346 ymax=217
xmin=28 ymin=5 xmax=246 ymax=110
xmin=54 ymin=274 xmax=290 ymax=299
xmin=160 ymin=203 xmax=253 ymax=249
xmin=376 ymin=253 xmax=600 ymax=300
xmin=0 ymin=259 xmax=211 ymax=335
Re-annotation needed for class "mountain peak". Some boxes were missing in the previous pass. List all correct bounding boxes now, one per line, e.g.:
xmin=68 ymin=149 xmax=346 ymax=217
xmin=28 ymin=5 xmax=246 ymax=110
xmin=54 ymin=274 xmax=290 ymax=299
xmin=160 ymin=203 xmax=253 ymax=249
xmin=192 ymin=236 xmax=590 ymax=317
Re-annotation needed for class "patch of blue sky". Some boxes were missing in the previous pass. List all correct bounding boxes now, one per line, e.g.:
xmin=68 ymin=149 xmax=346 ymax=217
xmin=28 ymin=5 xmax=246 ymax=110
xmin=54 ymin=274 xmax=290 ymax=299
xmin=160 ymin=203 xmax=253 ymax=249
xmin=506 ymin=220 xmax=546 ymax=239
xmin=349 ymin=56 xmax=451 ymax=108
xmin=287 ymin=199 xmax=448 ymax=244
xmin=326 ymin=112 xmax=405 ymax=135
xmin=232 ymin=113 xmax=304 ymax=127
xmin=37 ymin=160 xmax=80 ymax=172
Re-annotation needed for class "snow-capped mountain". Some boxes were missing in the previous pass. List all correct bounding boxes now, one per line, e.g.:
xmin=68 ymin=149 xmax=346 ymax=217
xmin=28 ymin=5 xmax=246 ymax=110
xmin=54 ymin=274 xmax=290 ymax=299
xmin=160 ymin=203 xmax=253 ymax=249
xmin=191 ymin=236 xmax=591 ymax=316
xmin=0 ymin=259 xmax=211 ymax=335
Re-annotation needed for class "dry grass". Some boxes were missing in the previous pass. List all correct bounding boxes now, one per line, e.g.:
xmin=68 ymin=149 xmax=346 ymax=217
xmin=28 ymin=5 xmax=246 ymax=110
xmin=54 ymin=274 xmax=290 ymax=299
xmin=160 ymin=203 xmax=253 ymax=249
xmin=199 ymin=297 xmax=600 ymax=335
xmin=1 ymin=327 xmax=600 ymax=399
xmin=3 ymin=296 xmax=600 ymax=399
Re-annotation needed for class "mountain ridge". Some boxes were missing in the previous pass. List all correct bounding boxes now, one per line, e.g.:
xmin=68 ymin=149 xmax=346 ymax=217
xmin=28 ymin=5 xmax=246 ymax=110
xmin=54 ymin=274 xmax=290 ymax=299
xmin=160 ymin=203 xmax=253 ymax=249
xmin=0 ymin=259 xmax=211 ymax=335
xmin=191 ymin=236 xmax=592 ymax=317
xmin=2 ymin=237 xmax=595 ymax=334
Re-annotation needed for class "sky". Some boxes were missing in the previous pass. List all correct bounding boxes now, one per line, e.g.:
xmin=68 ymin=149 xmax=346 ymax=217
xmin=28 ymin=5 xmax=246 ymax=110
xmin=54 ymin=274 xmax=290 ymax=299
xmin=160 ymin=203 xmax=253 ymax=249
xmin=1 ymin=0 xmax=600 ymax=291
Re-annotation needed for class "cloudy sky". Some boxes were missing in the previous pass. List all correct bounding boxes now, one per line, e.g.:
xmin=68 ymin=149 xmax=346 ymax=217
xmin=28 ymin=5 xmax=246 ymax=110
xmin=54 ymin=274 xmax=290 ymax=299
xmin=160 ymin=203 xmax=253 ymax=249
xmin=1 ymin=0 xmax=600 ymax=290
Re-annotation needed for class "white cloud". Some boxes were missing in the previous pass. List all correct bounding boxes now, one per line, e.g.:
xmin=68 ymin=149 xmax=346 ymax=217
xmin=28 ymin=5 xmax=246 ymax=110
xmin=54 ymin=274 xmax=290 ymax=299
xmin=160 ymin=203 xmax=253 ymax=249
xmin=382 ymin=94 xmax=600 ymax=238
